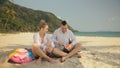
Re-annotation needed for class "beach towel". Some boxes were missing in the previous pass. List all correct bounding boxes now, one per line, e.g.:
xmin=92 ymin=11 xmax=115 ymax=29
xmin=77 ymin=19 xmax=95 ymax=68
xmin=8 ymin=48 xmax=35 ymax=64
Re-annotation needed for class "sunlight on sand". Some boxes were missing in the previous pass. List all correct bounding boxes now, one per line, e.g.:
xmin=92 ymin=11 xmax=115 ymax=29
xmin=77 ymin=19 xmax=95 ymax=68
xmin=0 ymin=33 xmax=120 ymax=68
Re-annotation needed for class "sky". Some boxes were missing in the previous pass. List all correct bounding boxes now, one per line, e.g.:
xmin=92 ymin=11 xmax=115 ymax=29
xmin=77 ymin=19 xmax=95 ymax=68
xmin=10 ymin=0 xmax=120 ymax=32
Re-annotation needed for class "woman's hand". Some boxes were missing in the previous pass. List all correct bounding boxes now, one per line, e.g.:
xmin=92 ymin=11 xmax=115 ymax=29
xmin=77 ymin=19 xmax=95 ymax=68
xmin=46 ymin=40 xmax=51 ymax=47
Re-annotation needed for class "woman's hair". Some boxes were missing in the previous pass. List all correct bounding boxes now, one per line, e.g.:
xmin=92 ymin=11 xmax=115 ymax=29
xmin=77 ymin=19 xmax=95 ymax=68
xmin=39 ymin=19 xmax=47 ymax=29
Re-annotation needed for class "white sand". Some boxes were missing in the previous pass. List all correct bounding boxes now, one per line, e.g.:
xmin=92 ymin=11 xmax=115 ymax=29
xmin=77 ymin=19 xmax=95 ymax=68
xmin=0 ymin=33 xmax=120 ymax=68
xmin=77 ymin=36 xmax=120 ymax=68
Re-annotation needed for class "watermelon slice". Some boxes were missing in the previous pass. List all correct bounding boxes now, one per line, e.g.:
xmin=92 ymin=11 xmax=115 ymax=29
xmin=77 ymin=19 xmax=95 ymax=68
xmin=65 ymin=45 xmax=69 ymax=49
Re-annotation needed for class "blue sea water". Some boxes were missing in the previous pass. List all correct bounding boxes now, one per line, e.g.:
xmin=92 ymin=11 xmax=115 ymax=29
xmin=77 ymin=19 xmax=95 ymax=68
xmin=74 ymin=32 xmax=120 ymax=37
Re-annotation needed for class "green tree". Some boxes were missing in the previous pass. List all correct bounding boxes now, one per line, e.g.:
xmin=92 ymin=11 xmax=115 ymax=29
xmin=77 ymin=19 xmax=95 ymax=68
xmin=4 ymin=0 xmax=16 ymax=31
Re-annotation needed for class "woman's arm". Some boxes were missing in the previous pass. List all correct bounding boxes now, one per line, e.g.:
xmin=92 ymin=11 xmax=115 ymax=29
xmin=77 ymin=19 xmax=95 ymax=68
xmin=33 ymin=33 xmax=41 ymax=46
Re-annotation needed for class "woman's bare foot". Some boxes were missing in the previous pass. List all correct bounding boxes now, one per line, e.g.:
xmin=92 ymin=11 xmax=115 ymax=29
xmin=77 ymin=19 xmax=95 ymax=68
xmin=36 ymin=58 xmax=42 ymax=64
xmin=48 ymin=58 xmax=56 ymax=64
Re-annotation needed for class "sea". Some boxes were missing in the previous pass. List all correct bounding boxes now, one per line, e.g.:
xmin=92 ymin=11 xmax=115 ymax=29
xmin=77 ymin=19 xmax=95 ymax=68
xmin=74 ymin=31 xmax=120 ymax=37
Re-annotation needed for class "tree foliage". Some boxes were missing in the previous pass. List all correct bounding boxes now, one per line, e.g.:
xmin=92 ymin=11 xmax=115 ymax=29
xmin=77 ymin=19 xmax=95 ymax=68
xmin=0 ymin=0 xmax=74 ymax=33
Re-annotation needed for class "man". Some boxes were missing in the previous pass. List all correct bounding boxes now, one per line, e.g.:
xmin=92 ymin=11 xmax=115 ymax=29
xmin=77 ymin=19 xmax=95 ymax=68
xmin=52 ymin=20 xmax=81 ymax=62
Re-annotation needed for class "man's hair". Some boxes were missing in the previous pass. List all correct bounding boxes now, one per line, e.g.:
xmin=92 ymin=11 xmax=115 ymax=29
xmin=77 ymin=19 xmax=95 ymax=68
xmin=61 ymin=20 xmax=67 ymax=25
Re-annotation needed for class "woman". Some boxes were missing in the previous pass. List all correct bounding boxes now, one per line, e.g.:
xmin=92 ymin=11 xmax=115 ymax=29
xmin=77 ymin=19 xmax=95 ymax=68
xmin=32 ymin=20 xmax=56 ymax=64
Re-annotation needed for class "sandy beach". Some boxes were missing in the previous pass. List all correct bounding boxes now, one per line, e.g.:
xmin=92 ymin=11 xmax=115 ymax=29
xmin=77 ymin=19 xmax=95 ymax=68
xmin=0 ymin=32 xmax=120 ymax=68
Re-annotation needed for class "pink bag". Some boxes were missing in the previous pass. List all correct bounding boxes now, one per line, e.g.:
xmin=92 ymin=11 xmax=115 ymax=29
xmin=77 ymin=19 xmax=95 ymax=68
xmin=11 ymin=56 xmax=32 ymax=64
xmin=8 ymin=48 xmax=34 ymax=64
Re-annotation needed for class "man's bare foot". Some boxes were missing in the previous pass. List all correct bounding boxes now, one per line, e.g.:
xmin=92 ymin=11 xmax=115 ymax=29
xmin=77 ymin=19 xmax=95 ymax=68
xmin=72 ymin=53 xmax=81 ymax=58
xmin=78 ymin=55 xmax=81 ymax=58
xmin=48 ymin=58 xmax=56 ymax=64
xmin=60 ymin=57 xmax=67 ymax=63
xmin=36 ymin=58 xmax=42 ymax=64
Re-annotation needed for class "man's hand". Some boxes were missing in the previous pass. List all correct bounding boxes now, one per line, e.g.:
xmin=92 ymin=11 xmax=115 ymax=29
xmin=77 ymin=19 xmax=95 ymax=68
xmin=58 ymin=42 xmax=64 ymax=46
xmin=65 ymin=44 xmax=73 ymax=51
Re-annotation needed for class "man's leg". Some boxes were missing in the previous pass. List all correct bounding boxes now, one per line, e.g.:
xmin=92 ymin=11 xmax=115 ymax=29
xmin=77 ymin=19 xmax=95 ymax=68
xmin=46 ymin=47 xmax=67 ymax=57
xmin=61 ymin=43 xmax=81 ymax=62
xmin=32 ymin=44 xmax=56 ymax=64
xmin=46 ymin=41 xmax=67 ymax=57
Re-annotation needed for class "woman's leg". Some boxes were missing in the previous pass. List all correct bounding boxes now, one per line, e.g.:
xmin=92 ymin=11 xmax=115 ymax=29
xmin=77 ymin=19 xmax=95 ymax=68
xmin=32 ymin=43 xmax=56 ymax=64
xmin=32 ymin=44 xmax=42 ymax=64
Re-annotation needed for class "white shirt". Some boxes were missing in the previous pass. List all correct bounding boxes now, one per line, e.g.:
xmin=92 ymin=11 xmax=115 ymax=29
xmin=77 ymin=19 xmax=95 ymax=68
xmin=52 ymin=28 xmax=77 ymax=49
xmin=33 ymin=32 xmax=55 ymax=51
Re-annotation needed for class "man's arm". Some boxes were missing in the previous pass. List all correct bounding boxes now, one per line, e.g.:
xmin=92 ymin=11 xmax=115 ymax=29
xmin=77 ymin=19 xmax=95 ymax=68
xmin=52 ymin=30 xmax=64 ymax=46
xmin=70 ymin=31 xmax=77 ymax=46
xmin=65 ymin=31 xmax=77 ymax=51
xmin=52 ymin=30 xmax=59 ymax=44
